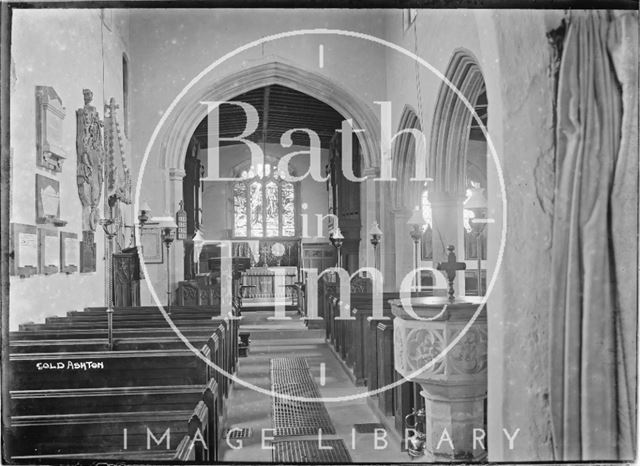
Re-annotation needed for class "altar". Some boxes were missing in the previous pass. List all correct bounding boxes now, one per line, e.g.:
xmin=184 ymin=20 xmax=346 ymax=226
xmin=239 ymin=266 xmax=298 ymax=308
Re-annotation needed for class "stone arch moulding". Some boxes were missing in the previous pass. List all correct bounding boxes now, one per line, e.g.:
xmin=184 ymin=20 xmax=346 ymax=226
xmin=390 ymin=104 xmax=424 ymax=212
xmin=160 ymin=60 xmax=382 ymax=177
xmin=429 ymin=49 xmax=486 ymax=197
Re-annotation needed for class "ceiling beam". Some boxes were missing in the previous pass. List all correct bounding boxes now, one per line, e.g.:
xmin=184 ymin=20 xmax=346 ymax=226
xmin=261 ymin=86 xmax=271 ymax=151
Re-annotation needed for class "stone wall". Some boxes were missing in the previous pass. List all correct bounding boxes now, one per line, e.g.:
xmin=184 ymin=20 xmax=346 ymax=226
xmin=10 ymin=9 xmax=132 ymax=329
xmin=478 ymin=10 xmax=564 ymax=461
xmin=381 ymin=9 xmax=565 ymax=460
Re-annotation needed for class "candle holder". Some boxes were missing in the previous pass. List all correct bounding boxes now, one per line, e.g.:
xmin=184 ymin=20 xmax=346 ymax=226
xmin=192 ymin=229 xmax=205 ymax=275
xmin=99 ymin=196 xmax=121 ymax=351
xmin=156 ymin=216 xmax=178 ymax=308
xmin=368 ymin=221 xmax=383 ymax=271
xmin=463 ymin=184 xmax=487 ymax=296
xmin=330 ymin=227 xmax=344 ymax=268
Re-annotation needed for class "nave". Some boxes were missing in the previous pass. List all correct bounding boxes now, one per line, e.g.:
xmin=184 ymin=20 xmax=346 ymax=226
xmin=4 ymin=7 xmax=637 ymax=464
xmin=7 ymin=270 xmax=445 ymax=463
xmin=6 ymin=298 xmax=424 ymax=463
xmin=220 ymin=310 xmax=405 ymax=464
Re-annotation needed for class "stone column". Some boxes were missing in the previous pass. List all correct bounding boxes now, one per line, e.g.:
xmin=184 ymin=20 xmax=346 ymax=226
xmin=392 ymin=209 xmax=413 ymax=290
xmin=360 ymin=167 xmax=379 ymax=269
xmin=391 ymin=296 xmax=487 ymax=461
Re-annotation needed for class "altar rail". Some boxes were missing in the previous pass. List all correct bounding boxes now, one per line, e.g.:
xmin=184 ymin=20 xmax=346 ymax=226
xmin=240 ymin=267 xmax=298 ymax=308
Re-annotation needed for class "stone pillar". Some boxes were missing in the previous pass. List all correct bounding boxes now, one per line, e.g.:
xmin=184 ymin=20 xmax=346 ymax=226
xmin=168 ymin=168 xmax=186 ymax=298
xmin=380 ymin=182 xmax=396 ymax=291
xmin=360 ymin=167 xmax=379 ymax=269
xmin=392 ymin=209 xmax=412 ymax=289
xmin=391 ymin=296 xmax=487 ymax=461
xmin=430 ymin=192 xmax=465 ymax=296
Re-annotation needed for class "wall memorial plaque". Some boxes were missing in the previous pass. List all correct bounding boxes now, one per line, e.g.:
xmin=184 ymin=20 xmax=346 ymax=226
xmin=35 ymin=86 xmax=67 ymax=172
xmin=38 ymin=228 xmax=59 ymax=275
xmin=61 ymin=231 xmax=79 ymax=274
xmin=10 ymin=223 xmax=38 ymax=277
xmin=141 ymin=228 xmax=163 ymax=264
xmin=35 ymin=174 xmax=67 ymax=226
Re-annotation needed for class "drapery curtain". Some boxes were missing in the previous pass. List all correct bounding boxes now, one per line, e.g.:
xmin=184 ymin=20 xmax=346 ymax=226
xmin=549 ymin=11 xmax=638 ymax=461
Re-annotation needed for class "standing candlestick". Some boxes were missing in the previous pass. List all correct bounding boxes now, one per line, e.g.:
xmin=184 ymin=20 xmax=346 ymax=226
xmin=436 ymin=245 xmax=466 ymax=302
xmin=369 ymin=221 xmax=383 ymax=271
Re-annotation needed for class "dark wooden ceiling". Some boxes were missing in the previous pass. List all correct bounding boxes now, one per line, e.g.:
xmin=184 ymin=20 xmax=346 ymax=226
xmin=468 ymin=89 xmax=488 ymax=141
xmin=193 ymin=83 xmax=487 ymax=149
xmin=193 ymin=84 xmax=345 ymax=149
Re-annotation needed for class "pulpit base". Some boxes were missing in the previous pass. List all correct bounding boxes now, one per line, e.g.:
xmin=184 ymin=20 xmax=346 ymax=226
xmin=420 ymin=385 xmax=487 ymax=462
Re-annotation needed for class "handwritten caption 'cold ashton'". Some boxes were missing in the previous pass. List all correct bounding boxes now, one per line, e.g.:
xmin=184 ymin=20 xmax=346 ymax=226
xmin=36 ymin=361 xmax=104 ymax=370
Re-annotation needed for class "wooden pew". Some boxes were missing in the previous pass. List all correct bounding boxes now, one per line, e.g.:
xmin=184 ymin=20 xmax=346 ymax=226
xmin=9 ymin=407 xmax=195 ymax=456
xmin=323 ymin=290 xmax=400 ymax=381
xmin=376 ymin=321 xmax=395 ymax=416
xmin=9 ymin=381 xmax=218 ymax=460
xmin=188 ymin=400 xmax=209 ymax=461
xmin=202 ymin=378 xmax=221 ymax=461
xmin=10 ymin=335 xmax=212 ymax=353
xmin=11 ymin=385 xmax=204 ymax=416
xmin=349 ymin=293 xmax=401 ymax=384
xmin=321 ymin=287 xmax=428 ymax=435
xmin=82 ymin=305 xmax=221 ymax=315
xmin=16 ymin=303 xmax=236 ymax=333
xmin=10 ymin=326 xmax=217 ymax=341
xmin=11 ymin=312 xmax=238 ymax=400
xmin=18 ymin=318 xmax=219 ymax=332
xmin=6 ymin=302 xmax=239 ymax=461
xmin=10 ymin=348 xmax=210 ymax=390
xmin=11 ymin=329 xmax=235 ymax=397
xmin=318 ymin=278 xmax=338 ymax=338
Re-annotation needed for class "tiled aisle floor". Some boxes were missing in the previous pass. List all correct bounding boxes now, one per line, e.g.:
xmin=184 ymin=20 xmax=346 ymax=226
xmin=219 ymin=310 xmax=413 ymax=463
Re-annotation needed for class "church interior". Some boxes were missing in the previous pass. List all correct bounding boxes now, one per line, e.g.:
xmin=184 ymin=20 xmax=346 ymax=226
xmin=1 ymin=6 xmax=638 ymax=464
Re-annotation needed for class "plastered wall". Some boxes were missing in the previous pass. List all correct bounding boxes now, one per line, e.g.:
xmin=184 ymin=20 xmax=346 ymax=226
xmin=10 ymin=9 xmax=132 ymax=329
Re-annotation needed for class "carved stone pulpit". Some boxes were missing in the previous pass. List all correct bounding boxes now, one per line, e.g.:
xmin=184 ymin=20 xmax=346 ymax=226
xmin=390 ymin=294 xmax=487 ymax=461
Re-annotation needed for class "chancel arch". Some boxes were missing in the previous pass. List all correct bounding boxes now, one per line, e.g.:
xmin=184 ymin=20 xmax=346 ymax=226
xmin=180 ymin=82 xmax=366 ymax=308
xmin=428 ymin=49 xmax=488 ymax=297
xmin=155 ymin=61 xmax=381 ymax=289
xmin=160 ymin=61 xmax=381 ymax=176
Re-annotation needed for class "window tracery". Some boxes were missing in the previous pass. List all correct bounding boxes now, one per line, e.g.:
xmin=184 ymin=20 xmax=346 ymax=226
xmin=233 ymin=162 xmax=296 ymax=238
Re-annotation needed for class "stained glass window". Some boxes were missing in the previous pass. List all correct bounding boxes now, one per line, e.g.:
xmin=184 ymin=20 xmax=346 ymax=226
xmin=265 ymin=181 xmax=279 ymax=237
xmin=233 ymin=163 xmax=297 ymax=238
xmin=281 ymin=182 xmax=295 ymax=237
xmin=249 ymin=181 xmax=263 ymax=237
xmin=233 ymin=183 xmax=247 ymax=237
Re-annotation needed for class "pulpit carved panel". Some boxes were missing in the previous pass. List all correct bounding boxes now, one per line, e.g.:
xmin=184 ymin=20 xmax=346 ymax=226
xmin=447 ymin=326 xmax=487 ymax=375
xmin=393 ymin=315 xmax=487 ymax=383
xmin=405 ymin=327 xmax=446 ymax=377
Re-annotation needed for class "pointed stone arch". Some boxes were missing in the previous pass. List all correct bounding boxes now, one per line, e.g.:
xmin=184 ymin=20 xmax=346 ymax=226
xmin=390 ymin=105 xmax=424 ymax=211
xmin=430 ymin=49 xmax=486 ymax=196
xmin=160 ymin=60 xmax=381 ymax=175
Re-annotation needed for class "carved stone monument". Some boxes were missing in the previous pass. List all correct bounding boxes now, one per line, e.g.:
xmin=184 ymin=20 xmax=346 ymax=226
xmin=79 ymin=230 xmax=96 ymax=273
xmin=103 ymin=97 xmax=131 ymax=206
xmin=75 ymin=88 xmax=104 ymax=233
xmin=76 ymin=89 xmax=103 ymax=272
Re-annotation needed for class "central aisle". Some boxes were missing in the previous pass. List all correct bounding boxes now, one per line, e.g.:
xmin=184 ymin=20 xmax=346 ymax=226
xmin=219 ymin=310 xmax=408 ymax=463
